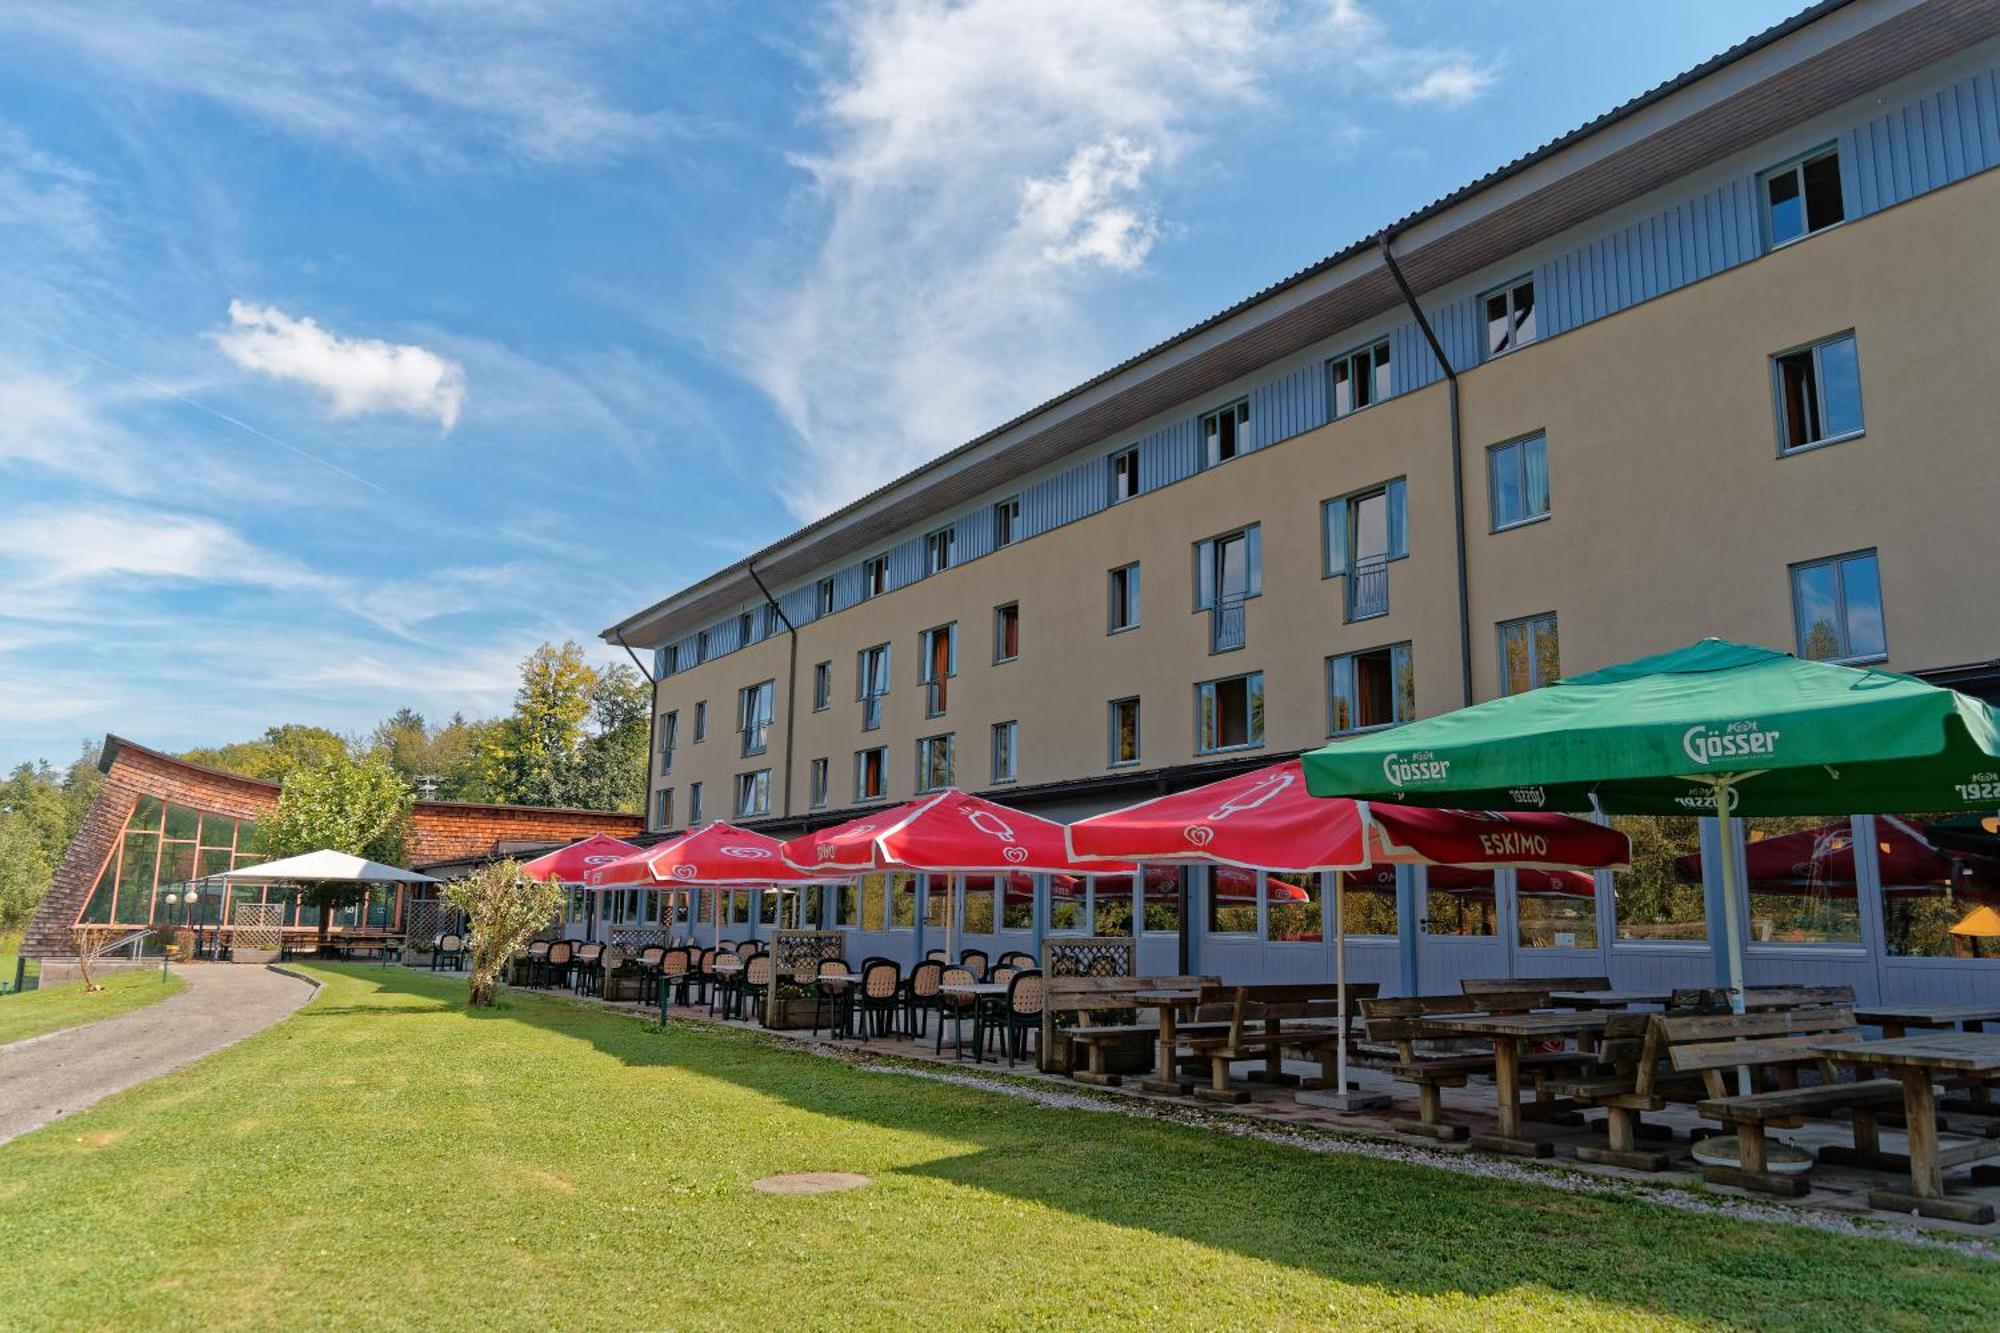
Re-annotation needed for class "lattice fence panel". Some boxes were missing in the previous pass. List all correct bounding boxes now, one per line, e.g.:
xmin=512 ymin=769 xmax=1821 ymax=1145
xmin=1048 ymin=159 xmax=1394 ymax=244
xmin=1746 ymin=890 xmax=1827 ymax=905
xmin=771 ymin=930 xmax=847 ymax=983
xmin=230 ymin=903 xmax=284 ymax=957
xmin=610 ymin=927 xmax=668 ymax=949
xmin=405 ymin=899 xmax=464 ymax=949
xmin=1045 ymin=936 xmax=1135 ymax=978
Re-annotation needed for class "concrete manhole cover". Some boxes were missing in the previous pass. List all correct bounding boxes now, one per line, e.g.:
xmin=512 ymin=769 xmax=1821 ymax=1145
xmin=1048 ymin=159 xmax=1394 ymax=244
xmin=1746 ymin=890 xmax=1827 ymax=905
xmin=751 ymin=1172 xmax=872 ymax=1195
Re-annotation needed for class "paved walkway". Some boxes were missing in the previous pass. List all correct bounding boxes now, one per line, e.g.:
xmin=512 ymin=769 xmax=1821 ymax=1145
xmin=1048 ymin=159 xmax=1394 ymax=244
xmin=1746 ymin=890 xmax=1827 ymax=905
xmin=0 ymin=964 xmax=315 ymax=1146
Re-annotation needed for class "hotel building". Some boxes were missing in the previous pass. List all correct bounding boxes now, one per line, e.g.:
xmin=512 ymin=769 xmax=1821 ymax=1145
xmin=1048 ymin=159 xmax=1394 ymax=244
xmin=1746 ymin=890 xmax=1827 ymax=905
xmin=611 ymin=0 xmax=2000 ymax=999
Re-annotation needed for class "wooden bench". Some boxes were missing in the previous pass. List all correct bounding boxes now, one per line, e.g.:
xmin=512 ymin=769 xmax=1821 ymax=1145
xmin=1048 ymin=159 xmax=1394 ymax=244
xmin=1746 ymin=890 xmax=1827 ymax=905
xmin=1463 ymin=976 xmax=1610 ymax=1008
xmin=1654 ymin=1007 xmax=1902 ymax=1196
xmin=1549 ymin=1013 xmax=1705 ymax=1170
xmin=1044 ymin=975 xmax=1217 ymax=1085
xmin=1667 ymin=985 xmax=1855 ymax=1013
xmin=1178 ymin=983 xmax=1381 ymax=1102
xmin=1361 ymin=992 xmax=1580 ymax=1140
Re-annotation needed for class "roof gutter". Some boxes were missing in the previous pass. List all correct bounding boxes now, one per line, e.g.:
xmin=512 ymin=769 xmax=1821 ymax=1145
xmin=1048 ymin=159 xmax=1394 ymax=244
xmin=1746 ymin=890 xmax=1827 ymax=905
xmin=1378 ymin=228 xmax=1474 ymax=709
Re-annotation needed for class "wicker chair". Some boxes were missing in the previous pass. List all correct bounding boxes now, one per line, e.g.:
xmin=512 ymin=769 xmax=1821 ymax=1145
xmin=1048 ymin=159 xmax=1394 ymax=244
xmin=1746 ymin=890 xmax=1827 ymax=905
xmin=590 ymin=947 xmax=627 ymax=998
xmin=572 ymin=941 xmax=607 ymax=994
xmin=856 ymin=960 xmax=903 ymax=1041
xmin=987 ymin=969 xmax=1044 ymax=1067
xmin=519 ymin=939 xmax=551 ymax=986
xmin=998 ymin=950 xmax=1037 ymax=970
xmin=925 ymin=948 xmax=949 ymax=962
xmin=809 ymin=959 xmax=855 ymax=1037
xmin=959 ymin=949 xmax=990 ymax=981
xmin=542 ymin=940 xmax=576 ymax=989
xmin=903 ymin=960 xmax=944 ymax=1038
xmin=734 ymin=953 xmax=774 ymax=1022
xmin=431 ymin=932 xmax=467 ymax=972
xmin=658 ymin=947 xmax=692 ymax=1008
xmin=935 ymin=966 xmax=978 ymax=1058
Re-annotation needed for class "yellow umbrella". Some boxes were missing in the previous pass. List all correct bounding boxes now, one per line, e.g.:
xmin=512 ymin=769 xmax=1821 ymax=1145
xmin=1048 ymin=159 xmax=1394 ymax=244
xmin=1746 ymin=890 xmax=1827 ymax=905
xmin=1949 ymin=904 xmax=2000 ymax=937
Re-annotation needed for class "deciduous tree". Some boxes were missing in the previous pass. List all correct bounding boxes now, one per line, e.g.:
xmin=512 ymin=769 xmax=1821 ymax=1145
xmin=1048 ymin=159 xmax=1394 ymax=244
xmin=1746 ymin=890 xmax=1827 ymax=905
xmin=445 ymin=860 xmax=565 ymax=1007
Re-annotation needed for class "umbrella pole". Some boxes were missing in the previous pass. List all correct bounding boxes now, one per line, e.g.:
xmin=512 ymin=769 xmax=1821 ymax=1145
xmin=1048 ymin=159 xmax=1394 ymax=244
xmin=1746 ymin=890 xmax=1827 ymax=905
xmin=1713 ymin=781 xmax=1751 ymax=1096
xmin=1299 ymin=870 xmax=1387 ymax=1112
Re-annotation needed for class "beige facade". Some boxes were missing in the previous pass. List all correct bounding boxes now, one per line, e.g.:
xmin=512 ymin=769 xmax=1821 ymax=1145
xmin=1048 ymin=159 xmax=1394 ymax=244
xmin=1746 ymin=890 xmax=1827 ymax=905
xmin=645 ymin=163 xmax=2000 ymax=831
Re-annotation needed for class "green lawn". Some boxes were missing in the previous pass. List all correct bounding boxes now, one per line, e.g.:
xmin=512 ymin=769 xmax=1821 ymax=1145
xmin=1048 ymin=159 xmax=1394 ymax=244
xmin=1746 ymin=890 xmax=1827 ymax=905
xmin=0 ymin=966 xmax=183 ymax=1047
xmin=0 ymin=967 xmax=1991 ymax=1330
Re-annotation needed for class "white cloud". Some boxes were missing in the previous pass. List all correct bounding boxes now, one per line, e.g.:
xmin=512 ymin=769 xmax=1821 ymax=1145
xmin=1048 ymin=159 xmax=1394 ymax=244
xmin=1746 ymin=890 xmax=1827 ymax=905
xmin=213 ymin=301 xmax=467 ymax=430
xmin=733 ymin=0 xmax=1497 ymax=519
xmin=0 ymin=503 xmax=323 ymax=592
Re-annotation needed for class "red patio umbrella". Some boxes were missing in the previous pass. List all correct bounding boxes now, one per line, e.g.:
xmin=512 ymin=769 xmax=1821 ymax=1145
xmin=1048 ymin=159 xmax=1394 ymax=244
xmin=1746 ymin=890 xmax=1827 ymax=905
xmin=1671 ymin=815 xmax=2000 ymax=895
xmin=1067 ymin=759 xmax=1629 ymax=1111
xmin=520 ymin=833 xmax=644 ymax=883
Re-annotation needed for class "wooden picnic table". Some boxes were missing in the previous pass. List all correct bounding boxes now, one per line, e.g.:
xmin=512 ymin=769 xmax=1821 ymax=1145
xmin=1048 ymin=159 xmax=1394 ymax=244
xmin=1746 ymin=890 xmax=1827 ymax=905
xmin=1548 ymin=989 xmax=1673 ymax=1010
xmin=1414 ymin=1010 xmax=1611 ymax=1157
xmin=1129 ymin=989 xmax=1205 ymax=1096
xmin=1853 ymin=1002 xmax=2000 ymax=1035
xmin=1815 ymin=1032 xmax=2000 ymax=1224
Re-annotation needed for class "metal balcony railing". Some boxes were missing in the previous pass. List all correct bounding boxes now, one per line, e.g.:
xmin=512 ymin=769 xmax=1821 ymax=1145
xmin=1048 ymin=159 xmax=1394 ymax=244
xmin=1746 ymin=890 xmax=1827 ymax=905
xmin=861 ymin=696 xmax=884 ymax=731
xmin=1347 ymin=556 xmax=1390 ymax=621
xmin=924 ymin=678 xmax=948 ymax=717
xmin=1209 ymin=596 xmax=1247 ymax=653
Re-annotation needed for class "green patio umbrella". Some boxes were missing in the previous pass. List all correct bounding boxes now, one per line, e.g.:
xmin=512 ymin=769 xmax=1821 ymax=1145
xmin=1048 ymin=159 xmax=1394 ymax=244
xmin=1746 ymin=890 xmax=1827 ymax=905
xmin=1301 ymin=638 xmax=2000 ymax=1012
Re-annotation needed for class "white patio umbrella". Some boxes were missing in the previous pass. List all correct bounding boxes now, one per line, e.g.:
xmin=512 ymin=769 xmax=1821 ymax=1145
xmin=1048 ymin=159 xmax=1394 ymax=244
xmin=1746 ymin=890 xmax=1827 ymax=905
xmin=216 ymin=850 xmax=439 ymax=949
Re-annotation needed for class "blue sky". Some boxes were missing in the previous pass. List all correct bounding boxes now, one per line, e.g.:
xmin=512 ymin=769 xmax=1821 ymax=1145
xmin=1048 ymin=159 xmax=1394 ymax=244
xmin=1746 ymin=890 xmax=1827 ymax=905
xmin=0 ymin=0 xmax=1805 ymax=771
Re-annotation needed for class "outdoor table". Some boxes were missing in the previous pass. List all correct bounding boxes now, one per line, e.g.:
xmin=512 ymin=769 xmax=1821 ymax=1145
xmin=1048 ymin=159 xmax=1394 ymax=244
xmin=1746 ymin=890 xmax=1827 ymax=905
xmin=1129 ymin=989 xmax=1205 ymax=1096
xmin=1548 ymin=989 xmax=1673 ymax=1010
xmin=1814 ymin=1032 xmax=2000 ymax=1224
xmin=1854 ymin=1004 xmax=2000 ymax=1114
xmin=1412 ymin=1010 xmax=1612 ymax=1157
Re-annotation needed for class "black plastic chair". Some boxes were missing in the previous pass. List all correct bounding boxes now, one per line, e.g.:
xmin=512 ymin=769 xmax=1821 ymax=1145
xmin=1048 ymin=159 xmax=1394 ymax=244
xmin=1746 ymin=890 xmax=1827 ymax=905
xmin=432 ymin=932 xmax=467 ymax=972
xmin=935 ymin=966 xmax=977 ymax=1058
xmin=973 ymin=969 xmax=1044 ymax=1067
xmin=959 ymin=949 xmax=990 ymax=982
xmin=809 ymin=959 xmax=855 ymax=1037
xmin=856 ymin=960 xmax=903 ymax=1041
xmin=903 ymin=960 xmax=944 ymax=1038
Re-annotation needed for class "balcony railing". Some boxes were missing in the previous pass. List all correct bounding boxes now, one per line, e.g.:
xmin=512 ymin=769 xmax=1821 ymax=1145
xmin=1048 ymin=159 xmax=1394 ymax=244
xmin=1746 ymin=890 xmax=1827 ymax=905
xmin=740 ymin=722 xmax=769 ymax=758
xmin=861 ymin=696 xmax=884 ymax=731
xmin=1209 ymin=596 xmax=1247 ymax=653
xmin=924 ymin=678 xmax=949 ymax=717
xmin=1347 ymin=556 xmax=1389 ymax=621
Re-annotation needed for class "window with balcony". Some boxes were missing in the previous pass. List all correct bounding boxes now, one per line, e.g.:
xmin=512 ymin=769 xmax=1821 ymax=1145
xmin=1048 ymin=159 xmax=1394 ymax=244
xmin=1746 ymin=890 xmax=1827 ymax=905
xmin=1330 ymin=340 xmax=1391 ymax=417
xmin=692 ymin=700 xmax=707 ymax=742
xmin=1196 ymin=672 xmax=1264 ymax=754
xmin=737 ymin=611 xmax=753 ymax=646
xmin=816 ymin=576 xmax=835 ymax=616
xmin=994 ymin=602 xmax=1019 ymax=663
xmin=1762 ymin=144 xmax=1844 ymax=248
xmin=1488 ymin=433 xmax=1549 ymax=530
xmin=1774 ymin=332 xmax=1863 ymax=454
xmin=1481 ymin=276 xmax=1536 ymax=357
xmin=857 ymin=643 xmax=891 ymax=731
xmin=855 ymin=746 xmax=888 ymax=802
xmin=762 ymin=603 xmax=781 ymax=638
xmin=1498 ymin=613 xmax=1560 ymax=695
xmin=1323 ymin=479 xmax=1406 ymax=620
xmin=994 ymin=494 xmax=1021 ymax=547
xmin=809 ymin=757 xmax=829 ymax=809
xmin=1792 ymin=550 xmax=1885 ymax=664
xmin=696 ymin=630 xmax=710 ymax=663
xmin=1193 ymin=525 xmax=1260 ymax=653
xmin=1108 ymin=563 xmax=1140 ymax=633
xmin=735 ymin=769 xmax=771 ymax=818
xmin=919 ymin=622 xmax=957 ymax=717
xmin=660 ymin=643 xmax=679 ymax=676
xmin=991 ymin=721 xmax=1017 ymax=784
xmin=916 ymin=734 xmax=954 ymax=793
xmin=1201 ymin=399 xmax=1249 ymax=467
xmin=1109 ymin=697 xmax=1140 ymax=767
xmin=1328 ymin=643 xmax=1414 ymax=735
xmin=863 ymin=554 xmax=889 ymax=599
xmin=737 ymin=679 xmax=774 ymax=757
xmin=1109 ymin=446 xmax=1140 ymax=503
xmin=924 ymin=526 xmax=954 ymax=575
xmin=812 ymin=660 xmax=831 ymax=712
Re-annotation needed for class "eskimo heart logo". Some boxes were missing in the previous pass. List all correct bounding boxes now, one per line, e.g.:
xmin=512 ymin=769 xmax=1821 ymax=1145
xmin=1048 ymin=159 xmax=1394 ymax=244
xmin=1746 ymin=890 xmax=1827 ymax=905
xmin=1184 ymin=825 xmax=1215 ymax=847
xmin=1002 ymin=846 xmax=1029 ymax=864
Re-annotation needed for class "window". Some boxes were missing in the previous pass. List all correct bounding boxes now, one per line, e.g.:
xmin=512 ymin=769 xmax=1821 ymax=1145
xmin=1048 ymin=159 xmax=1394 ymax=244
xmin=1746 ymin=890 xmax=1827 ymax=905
xmin=1194 ymin=526 xmax=1261 ymax=653
xmin=1498 ymin=613 xmax=1560 ymax=695
xmin=1196 ymin=672 xmax=1264 ymax=753
xmin=1608 ymin=816 xmax=1705 ymax=943
xmin=1109 ymin=697 xmax=1140 ymax=766
xmin=919 ymin=623 xmax=957 ymax=717
xmin=993 ymin=602 xmax=1019 ymax=663
xmin=924 ymin=526 xmax=954 ymax=575
xmin=762 ymin=603 xmax=781 ymax=638
xmin=990 ymin=721 xmax=1017 ymax=784
xmin=1330 ymin=340 xmax=1391 ymax=417
xmin=1518 ymin=868 xmax=1600 ymax=949
xmin=1108 ymin=563 xmax=1140 ymax=633
xmin=1208 ymin=867 xmax=1257 ymax=934
xmin=1791 ymin=550 xmax=1885 ymax=664
xmin=1879 ymin=812 xmax=2000 ymax=959
xmin=695 ymin=630 xmax=710 ymax=663
xmin=1488 ymin=433 xmax=1550 ymax=530
xmin=863 ymin=554 xmax=889 ymax=599
xmin=737 ymin=679 xmax=774 ymax=757
xmin=1426 ymin=867 xmax=1497 ymax=936
xmin=812 ymin=661 xmax=831 ymax=711
xmin=660 ymin=644 xmax=679 ymax=676
xmin=692 ymin=700 xmax=707 ymax=742
xmin=1740 ymin=815 xmax=1863 ymax=946
xmin=1201 ymin=400 xmax=1249 ymax=467
xmin=653 ymin=787 xmax=673 ymax=831
xmin=1324 ymin=480 xmax=1406 ymax=620
xmin=993 ymin=495 xmax=1021 ymax=547
xmin=1762 ymin=145 xmax=1843 ymax=248
xmin=809 ymin=758 xmax=829 ymax=809
xmin=658 ymin=710 xmax=678 ymax=775
xmin=1481 ymin=276 xmax=1536 ymax=357
xmin=735 ymin=769 xmax=771 ymax=818
xmin=1267 ymin=871 xmax=1323 ymax=942
xmin=816 ymin=576 xmax=835 ymax=616
xmin=688 ymin=781 xmax=704 ymax=825
xmin=1773 ymin=333 xmax=1863 ymax=453
xmin=858 ymin=643 xmax=891 ymax=730
xmin=1109 ymin=447 xmax=1140 ymax=503
xmin=1328 ymin=643 xmax=1414 ymax=735
xmin=916 ymin=734 xmax=954 ymax=793
xmin=855 ymin=747 xmax=888 ymax=802
xmin=738 ymin=611 xmax=754 ymax=646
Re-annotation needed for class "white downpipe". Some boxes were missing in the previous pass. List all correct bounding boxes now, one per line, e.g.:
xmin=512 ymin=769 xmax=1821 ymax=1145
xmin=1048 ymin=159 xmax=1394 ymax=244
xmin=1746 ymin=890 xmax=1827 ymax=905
xmin=1335 ymin=869 xmax=1349 ymax=1098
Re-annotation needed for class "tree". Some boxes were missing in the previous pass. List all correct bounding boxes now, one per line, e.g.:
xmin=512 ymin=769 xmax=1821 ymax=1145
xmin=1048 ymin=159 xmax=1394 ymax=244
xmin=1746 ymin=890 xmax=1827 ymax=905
xmin=183 ymin=725 xmax=353 ymax=782
xmin=445 ymin=860 xmax=565 ymax=1006
xmin=264 ymin=757 xmax=416 ymax=948
xmin=576 ymin=663 xmax=650 ymax=814
xmin=366 ymin=709 xmax=502 ymax=801
xmin=477 ymin=642 xmax=601 ymax=808
xmin=0 ymin=743 xmax=102 ymax=935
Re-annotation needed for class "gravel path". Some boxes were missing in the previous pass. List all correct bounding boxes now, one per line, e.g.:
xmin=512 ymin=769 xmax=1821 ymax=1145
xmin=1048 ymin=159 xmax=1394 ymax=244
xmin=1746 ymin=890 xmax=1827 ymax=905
xmin=0 ymin=964 xmax=315 ymax=1146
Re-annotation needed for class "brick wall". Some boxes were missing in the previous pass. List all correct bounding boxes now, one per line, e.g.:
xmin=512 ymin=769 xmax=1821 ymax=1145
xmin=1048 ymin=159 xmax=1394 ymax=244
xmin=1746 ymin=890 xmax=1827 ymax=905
xmin=21 ymin=737 xmax=643 ymax=958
